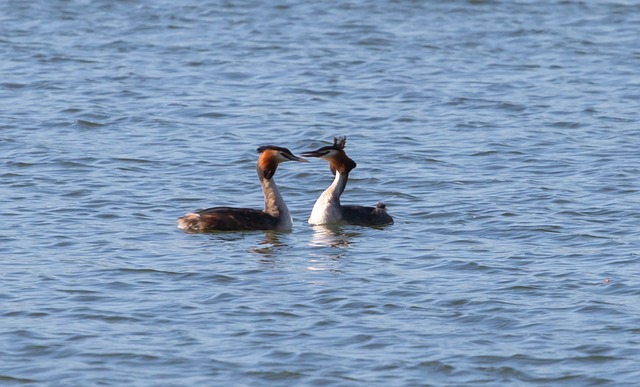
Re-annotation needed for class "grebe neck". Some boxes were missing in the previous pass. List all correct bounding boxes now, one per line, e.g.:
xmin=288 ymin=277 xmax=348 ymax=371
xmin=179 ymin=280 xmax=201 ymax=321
xmin=308 ymin=170 xmax=349 ymax=225
xmin=260 ymin=175 xmax=292 ymax=228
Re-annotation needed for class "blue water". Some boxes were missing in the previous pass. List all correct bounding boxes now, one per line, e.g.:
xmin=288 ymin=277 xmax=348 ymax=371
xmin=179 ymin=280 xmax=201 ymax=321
xmin=2 ymin=0 xmax=639 ymax=385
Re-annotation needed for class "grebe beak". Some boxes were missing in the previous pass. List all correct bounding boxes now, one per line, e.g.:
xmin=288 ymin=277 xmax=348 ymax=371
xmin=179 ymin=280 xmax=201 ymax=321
xmin=300 ymin=149 xmax=328 ymax=158
xmin=287 ymin=154 xmax=309 ymax=162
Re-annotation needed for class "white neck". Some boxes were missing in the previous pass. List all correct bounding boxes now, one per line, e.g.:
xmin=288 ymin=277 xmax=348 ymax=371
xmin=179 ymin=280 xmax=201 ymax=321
xmin=308 ymin=170 xmax=348 ymax=225
xmin=261 ymin=177 xmax=292 ymax=230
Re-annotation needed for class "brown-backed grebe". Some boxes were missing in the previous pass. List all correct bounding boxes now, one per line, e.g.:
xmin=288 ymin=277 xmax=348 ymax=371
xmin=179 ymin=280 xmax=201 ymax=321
xmin=301 ymin=136 xmax=393 ymax=226
xmin=177 ymin=146 xmax=307 ymax=232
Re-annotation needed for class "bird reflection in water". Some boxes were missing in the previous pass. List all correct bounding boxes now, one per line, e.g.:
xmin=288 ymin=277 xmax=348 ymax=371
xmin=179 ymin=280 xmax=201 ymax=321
xmin=306 ymin=225 xmax=360 ymax=272
xmin=251 ymin=231 xmax=287 ymax=265
xmin=249 ymin=227 xmax=360 ymax=271
xmin=309 ymin=224 xmax=357 ymax=248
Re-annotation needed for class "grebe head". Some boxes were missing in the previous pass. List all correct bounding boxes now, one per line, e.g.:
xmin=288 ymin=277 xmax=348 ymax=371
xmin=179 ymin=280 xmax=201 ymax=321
xmin=301 ymin=136 xmax=356 ymax=174
xmin=256 ymin=145 xmax=308 ymax=179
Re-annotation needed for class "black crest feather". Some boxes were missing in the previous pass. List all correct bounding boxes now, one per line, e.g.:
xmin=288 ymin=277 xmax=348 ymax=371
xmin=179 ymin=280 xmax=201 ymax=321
xmin=333 ymin=136 xmax=347 ymax=150
xmin=256 ymin=145 xmax=292 ymax=154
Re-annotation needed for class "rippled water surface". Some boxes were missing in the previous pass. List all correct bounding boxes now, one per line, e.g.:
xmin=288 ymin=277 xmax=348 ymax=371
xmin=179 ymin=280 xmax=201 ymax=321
xmin=2 ymin=0 xmax=640 ymax=385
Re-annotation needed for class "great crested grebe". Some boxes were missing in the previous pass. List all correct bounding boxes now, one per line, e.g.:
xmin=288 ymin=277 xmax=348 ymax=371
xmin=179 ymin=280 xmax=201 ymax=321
xmin=301 ymin=136 xmax=393 ymax=226
xmin=177 ymin=146 xmax=307 ymax=232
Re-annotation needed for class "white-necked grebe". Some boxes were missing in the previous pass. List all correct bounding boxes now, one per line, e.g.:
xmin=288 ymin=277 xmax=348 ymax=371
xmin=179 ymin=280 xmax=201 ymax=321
xmin=301 ymin=136 xmax=393 ymax=226
xmin=177 ymin=146 xmax=307 ymax=232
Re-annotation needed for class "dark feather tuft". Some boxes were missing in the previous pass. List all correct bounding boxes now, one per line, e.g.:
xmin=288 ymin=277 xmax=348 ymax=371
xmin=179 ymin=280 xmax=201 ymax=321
xmin=333 ymin=136 xmax=347 ymax=150
xmin=257 ymin=145 xmax=293 ymax=154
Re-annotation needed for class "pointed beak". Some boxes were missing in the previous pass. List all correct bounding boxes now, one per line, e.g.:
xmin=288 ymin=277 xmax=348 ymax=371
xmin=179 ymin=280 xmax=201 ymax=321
xmin=300 ymin=149 xmax=326 ymax=158
xmin=289 ymin=154 xmax=309 ymax=163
